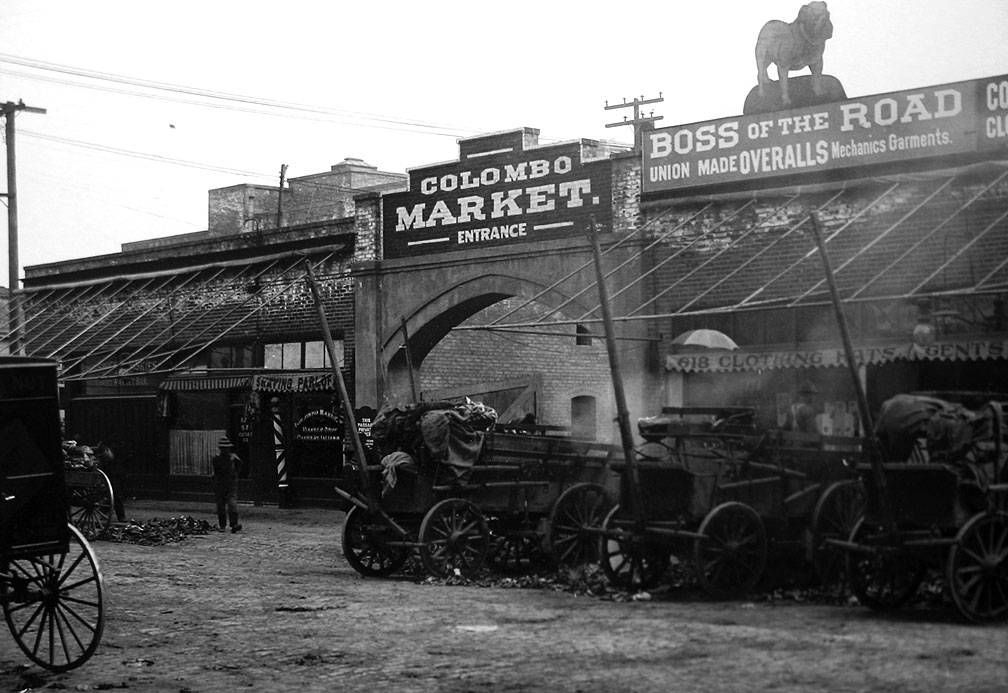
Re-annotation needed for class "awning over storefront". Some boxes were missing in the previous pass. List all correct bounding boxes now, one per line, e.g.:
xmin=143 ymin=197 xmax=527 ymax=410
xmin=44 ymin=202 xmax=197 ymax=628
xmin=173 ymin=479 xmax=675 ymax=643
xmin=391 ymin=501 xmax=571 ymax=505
xmin=666 ymin=338 xmax=1008 ymax=373
xmin=160 ymin=370 xmax=335 ymax=392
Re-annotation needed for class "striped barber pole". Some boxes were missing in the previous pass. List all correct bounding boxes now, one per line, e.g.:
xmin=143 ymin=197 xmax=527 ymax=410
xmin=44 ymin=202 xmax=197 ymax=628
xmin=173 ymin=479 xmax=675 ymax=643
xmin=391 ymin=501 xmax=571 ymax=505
xmin=272 ymin=404 xmax=288 ymax=488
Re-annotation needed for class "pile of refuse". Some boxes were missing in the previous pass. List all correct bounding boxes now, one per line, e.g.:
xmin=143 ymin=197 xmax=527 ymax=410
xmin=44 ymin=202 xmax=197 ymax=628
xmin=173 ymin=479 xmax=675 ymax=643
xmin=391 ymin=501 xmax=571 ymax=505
xmin=104 ymin=516 xmax=214 ymax=545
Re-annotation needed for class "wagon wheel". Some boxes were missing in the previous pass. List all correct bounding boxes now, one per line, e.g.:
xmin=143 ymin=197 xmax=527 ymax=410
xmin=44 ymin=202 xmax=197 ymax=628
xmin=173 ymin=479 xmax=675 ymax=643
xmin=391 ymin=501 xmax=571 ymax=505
xmin=418 ymin=498 xmax=490 ymax=578
xmin=810 ymin=480 xmax=866 ymax=585
xmin=598 ymin=505 xmax=670 ymax=591
xmin=340 ymin=506 xmax=409 ymax=577
xmin=487 ymin=532 xmax=544 ymax=572
xmin=1 ymin=523 xmax=104 ymax=672
xmin=547 ymin=483 xmax=612 ymax=567
xmin=693 ymin=502 xmax=767 ymax=599
xmin=846 ymin=518 xmax=925 ymax=611
xmin=67 ymin=470 xmax=115 ymax=540
xmin=946 ymin=511 xmax=1008 ymax=623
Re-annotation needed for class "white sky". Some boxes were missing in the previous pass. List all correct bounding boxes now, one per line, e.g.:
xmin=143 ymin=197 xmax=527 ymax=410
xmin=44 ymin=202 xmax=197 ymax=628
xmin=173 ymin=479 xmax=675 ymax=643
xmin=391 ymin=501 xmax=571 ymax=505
xmin=2 ymin=0 xmax=1007 ymax=287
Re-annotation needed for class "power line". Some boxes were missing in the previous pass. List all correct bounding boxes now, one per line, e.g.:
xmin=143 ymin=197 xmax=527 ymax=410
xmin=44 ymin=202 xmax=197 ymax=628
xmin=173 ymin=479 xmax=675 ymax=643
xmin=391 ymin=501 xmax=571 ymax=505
xmin=0 ymin=54 xmax=478 ymax=137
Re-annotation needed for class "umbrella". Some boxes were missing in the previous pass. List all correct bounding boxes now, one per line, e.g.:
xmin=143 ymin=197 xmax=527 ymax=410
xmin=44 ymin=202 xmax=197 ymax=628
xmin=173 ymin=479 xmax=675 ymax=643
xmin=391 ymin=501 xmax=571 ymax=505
xmin=670 ymin=329 xmax=738 ymax=350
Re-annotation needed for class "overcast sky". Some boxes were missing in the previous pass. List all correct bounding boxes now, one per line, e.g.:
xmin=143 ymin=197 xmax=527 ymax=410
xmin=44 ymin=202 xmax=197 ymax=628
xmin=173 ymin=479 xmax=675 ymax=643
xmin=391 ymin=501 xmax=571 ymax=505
xmin=2 ymin=0 xmax=1007 ymax=287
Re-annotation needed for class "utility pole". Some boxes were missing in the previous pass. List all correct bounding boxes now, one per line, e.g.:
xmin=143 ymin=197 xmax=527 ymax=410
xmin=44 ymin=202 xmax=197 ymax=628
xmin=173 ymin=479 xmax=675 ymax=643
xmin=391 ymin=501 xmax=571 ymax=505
xmin=2 ymin=100 xmax=46 ymax=356
xmin=604 ymin=93 xmax=664 ymax=152
xmin=275 ymin=163 xmax=288 ymax=231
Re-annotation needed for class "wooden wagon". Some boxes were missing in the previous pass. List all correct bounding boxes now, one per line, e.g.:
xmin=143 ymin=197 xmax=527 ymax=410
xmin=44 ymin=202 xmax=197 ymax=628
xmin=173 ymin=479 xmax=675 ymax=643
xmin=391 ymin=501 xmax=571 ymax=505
xmin=0 ymin=357 xmax=105 ymax=670
xmin=333 ymin=405 xmax=620 ymax=578
xmin=832 ymin=395 xmax=1008 ymax=622
xmin=598 ymin=405 xmax=864 ymax=596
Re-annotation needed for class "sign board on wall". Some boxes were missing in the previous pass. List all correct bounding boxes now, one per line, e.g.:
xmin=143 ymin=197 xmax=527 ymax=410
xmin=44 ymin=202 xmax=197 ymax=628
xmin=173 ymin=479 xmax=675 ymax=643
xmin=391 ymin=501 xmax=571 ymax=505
xmin=644 ymin=74 xmax=1008 ymax=196
xmin=383 ymin=129 xmax=612 ymax=258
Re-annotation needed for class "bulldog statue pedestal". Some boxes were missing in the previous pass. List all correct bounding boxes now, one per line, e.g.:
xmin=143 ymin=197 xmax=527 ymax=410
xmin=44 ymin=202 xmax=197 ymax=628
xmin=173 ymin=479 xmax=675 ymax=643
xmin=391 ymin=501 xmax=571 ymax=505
xmin=744 ymin=74 xmax=846 ymax=115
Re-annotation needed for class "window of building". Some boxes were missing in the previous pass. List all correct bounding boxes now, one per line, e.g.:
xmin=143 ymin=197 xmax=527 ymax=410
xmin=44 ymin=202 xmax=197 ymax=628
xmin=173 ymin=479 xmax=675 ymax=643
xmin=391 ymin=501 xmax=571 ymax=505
xmin=264 ymin=340 xmax=343 ymax=369
xmin=208 ymin=344 xmax=253 ymax=369
xmin=570 ymin=395 xmax=597 ymax=440
xmin=575 ymin=324 xmax=593 ymax=346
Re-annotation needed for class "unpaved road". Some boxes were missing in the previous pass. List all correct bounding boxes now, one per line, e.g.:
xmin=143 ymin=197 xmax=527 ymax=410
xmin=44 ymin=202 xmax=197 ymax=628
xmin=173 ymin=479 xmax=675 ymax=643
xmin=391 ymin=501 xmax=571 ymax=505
xmin=1 ymin=500 xmax=1006 ymax=693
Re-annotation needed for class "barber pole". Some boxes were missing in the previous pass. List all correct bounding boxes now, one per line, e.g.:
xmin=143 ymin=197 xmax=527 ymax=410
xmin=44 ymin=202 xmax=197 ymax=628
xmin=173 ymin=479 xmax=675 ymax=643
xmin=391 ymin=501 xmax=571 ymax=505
xmin=270 ymin=397 xmax=288 ymax=488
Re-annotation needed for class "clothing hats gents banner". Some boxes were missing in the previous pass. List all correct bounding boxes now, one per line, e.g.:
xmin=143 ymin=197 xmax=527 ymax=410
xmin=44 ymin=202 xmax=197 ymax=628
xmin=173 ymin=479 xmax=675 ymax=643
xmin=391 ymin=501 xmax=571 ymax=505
xmin=383 ymin=128 xmax=612 ymax=259
xmin=643 ymin=73 xmax=1008 ymax=196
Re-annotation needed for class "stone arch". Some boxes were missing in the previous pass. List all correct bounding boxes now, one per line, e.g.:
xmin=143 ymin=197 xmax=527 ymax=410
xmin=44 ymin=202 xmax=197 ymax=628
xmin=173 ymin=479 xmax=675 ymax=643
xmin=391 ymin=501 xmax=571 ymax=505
xmin=381 ymin=273 xmax=594 ymax=403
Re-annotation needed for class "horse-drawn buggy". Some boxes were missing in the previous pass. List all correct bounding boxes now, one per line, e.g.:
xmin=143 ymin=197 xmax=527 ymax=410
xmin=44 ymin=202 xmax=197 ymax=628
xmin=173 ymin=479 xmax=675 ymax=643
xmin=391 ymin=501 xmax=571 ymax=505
xmin=333 ymin=400 xmax=619 ymax=578
xmin=0 ymin=357 xmax=105 ymax=670
xmin=597 ymin=405 xmax=865 ymax=596
xmin=832 ymin=392 xmax=1008 ymax=622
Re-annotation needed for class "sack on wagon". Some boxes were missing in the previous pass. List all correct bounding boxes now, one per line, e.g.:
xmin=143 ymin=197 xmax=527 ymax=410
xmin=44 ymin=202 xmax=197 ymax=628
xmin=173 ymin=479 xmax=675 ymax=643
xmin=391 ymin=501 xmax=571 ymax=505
xmin=875 ymin=394 xmax=995 ymax=466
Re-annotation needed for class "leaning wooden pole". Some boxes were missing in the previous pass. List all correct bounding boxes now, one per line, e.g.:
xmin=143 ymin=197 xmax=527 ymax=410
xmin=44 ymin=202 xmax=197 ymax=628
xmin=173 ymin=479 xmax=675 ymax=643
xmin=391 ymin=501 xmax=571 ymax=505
xmin=305 ymin=264 xmax=376 ymax=508
xmin=587 ymin=217 xmax=644 ymax=521
xmin=807 ymin=213 xmax=892 ymax=521
xmin=400 ymin=316 xmax=419 ymax=403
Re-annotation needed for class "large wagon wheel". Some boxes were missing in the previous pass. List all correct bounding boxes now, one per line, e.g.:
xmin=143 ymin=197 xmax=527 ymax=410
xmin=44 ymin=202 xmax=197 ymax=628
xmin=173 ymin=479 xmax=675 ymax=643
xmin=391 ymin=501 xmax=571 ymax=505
xmin=418 ymin=498 xmax=490 ymax=578
xmin=946 ymin=511 xmax=1008 ymax=623
xmin=547 ymin=483 xmax=612 ymax=567
xmin=693 ymin=501 xmax=767 ymax=599
xmin=810 ymin=480 xmax=866 ymax=585
xmin=340 ymin=506 xmax=409 ymax=578
xmin=846 ymin=518 xmax=924 ymax=611
xmin=68 ymin=469 xmax=115 ymax=540
xmin=487 ymin=532 xmax=544 ymax=572
xmin=598 ymin=505 xmax=670 ymax=591
xmin=1 ymin=523 xmax=104 ymax=672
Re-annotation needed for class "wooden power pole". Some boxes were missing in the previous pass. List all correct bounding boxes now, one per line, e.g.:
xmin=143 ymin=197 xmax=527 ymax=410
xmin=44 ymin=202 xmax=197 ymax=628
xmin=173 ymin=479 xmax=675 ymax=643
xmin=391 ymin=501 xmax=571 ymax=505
xmin=2 ymin=100 xmax=46 ymax=355
xmin=604 ymin=93 xmax=664 ymax=152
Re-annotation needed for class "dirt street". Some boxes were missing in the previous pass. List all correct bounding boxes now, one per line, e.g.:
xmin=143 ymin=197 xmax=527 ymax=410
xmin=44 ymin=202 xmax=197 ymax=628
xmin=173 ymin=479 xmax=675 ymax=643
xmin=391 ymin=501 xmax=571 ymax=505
xmin=1 ymin=499 xmax=1006 ymax=693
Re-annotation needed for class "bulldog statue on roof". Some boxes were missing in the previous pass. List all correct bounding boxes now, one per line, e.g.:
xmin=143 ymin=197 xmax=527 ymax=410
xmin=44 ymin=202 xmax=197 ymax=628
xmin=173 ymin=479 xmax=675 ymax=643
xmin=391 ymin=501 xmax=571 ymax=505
xmin=745 ymin=2 xmax=846 ymax=114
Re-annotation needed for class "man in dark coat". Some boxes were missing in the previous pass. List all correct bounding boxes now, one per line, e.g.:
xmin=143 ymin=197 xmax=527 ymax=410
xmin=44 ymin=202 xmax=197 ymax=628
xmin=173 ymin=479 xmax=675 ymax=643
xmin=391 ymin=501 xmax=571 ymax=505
xmin=212 ymin=437 xmax=242 ymax=533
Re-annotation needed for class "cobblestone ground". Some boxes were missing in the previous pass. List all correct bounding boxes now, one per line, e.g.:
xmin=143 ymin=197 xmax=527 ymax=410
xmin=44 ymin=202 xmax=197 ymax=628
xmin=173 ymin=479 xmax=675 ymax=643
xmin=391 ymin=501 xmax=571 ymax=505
xmin=1 ymin=499 xmax=1007 ymax=692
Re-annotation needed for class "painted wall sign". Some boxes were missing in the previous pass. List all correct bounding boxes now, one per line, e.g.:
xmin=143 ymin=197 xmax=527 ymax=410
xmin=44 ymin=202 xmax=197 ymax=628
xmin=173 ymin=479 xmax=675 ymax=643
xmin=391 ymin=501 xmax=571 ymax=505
xmin=666 ymin=339 xmax=1008 ymax=373
xmin=294 ymin=409 xmax=343 ymax=442
xmin=644 ymin=74 xmax=1008 ymax=195
xmin=383 ymin=129 xmax=612 ymax=258
xmin=251 ymin=372 xmax=333 ymax=392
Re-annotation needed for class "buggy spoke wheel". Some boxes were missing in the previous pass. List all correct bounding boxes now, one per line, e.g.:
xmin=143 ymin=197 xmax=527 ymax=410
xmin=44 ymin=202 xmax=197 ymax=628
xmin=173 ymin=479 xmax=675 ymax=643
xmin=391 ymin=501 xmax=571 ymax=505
xmin=811 ymin=480 xmax=866 ymax=585
xmin=340 ymin=506 xmax=409 ymax=578
xmin=2 ymin=524 xmax=104 ymax=672
xmin=846 ymin=518 xmax=924 ymax=611
xmin=67 ymin=471 xmax=114 ymax=540
xmin=947 ymin=512 xmax=1008 ymax=623
xmin=547 ymin=483 xmax=612 ymax=567
xmin=488 ymin=533 xmax=543 ymax=572
xmin=418 ymin=499 xmax=489 ymax=578
xmin=598 ymin=505 xmax=669 ymax=591
xmin=694 ymin=502 xmax=767 ymax=599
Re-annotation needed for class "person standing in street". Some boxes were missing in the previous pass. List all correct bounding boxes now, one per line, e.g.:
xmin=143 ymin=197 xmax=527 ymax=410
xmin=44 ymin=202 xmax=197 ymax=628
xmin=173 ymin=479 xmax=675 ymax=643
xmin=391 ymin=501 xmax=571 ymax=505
xmin=212 ymin=437 xmax=243 ymax=533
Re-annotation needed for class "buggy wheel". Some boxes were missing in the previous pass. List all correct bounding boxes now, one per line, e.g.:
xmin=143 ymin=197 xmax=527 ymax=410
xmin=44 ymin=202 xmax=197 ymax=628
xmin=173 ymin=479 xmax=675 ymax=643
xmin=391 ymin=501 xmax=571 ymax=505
xmin=68 ymin=470 xmax=114 ymax=540
xmin=946 ymin=511 xmax=1008 ymax=623
xmin=340 ymin=506 xmax=409 ymax=577
xmin=846 ymin=518 xmax=924 ymax=611
xmin=1 ymin=523 xmax=104 ymax=672
xmin=694 ymin=502 xmax=767 ymax=599
xmin=547 ymin=483 xmax=612 ymax=567
xmin=811 ymin=480 xmax=866 ymax=585
xmin=418 ymin=499 xmax=490 ymax=578
xmin=598 ymin=505 xmax=670 ymax=590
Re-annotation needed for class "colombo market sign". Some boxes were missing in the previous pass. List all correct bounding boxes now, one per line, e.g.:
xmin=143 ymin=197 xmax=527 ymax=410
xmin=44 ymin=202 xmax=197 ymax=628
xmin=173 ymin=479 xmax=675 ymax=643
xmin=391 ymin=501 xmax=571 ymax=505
xmin=644 ymin=73 xmax=1008 ymax=195
xmin=383 ymin=129 xmax=612 ymax=258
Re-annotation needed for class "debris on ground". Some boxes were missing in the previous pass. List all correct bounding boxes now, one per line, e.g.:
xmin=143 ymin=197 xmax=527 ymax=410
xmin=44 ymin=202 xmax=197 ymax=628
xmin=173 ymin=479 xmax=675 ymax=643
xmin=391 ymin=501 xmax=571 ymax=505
xmin=103 ymin=516 xmax=214 ymax=545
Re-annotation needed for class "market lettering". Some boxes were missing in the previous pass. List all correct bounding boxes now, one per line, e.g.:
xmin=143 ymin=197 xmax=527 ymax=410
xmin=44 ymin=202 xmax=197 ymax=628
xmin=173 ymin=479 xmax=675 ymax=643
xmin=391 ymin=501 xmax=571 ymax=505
xmin=457 ymin=223 xmax=527 ymax=244
xmin=839 ymin=89 xmax=962 ymax=132
xmin=396 ymin=180 xmax=593 ymax=230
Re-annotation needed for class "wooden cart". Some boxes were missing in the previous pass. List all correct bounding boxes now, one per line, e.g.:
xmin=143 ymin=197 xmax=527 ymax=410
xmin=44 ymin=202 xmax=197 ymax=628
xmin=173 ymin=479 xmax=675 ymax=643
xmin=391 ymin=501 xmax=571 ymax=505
xmin=0 ymin=357 xmax=105 ymax=670
xmin=334 ymin=413 xmax=620 ymax=578
xmin=598 ymin=406 xmax=864 ymax=596
xmin=833 ymin=396 xmax=1008 ymax=622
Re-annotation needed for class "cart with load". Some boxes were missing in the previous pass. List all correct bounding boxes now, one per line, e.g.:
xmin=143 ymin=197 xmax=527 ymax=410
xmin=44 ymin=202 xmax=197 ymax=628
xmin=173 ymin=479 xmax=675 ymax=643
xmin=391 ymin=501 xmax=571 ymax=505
xmin=333 ymin=400 xmax=620 ymax=578
xmin=0 ymin=357 xmax=105 ymax=670
xmin=63 ymin=444 xmax=116 ymax=539
xmin=597 ymin=405 xmax=865 ymax=596
xmin=832 ymin=392 xmax=1008 ymax=622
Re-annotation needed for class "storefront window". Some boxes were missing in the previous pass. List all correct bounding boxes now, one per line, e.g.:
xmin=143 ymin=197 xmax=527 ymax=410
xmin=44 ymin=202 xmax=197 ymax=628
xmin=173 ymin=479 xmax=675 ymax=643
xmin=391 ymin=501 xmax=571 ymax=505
xmin=264 ymin=340 xmax=343 ymax=369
